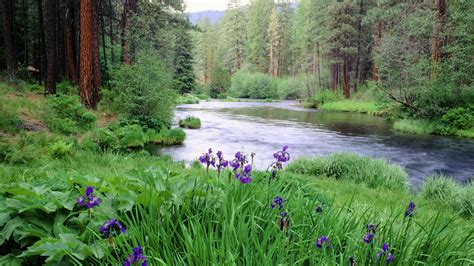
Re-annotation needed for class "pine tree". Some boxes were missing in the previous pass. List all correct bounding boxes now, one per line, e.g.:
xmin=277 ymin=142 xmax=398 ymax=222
xmin=174 ymin=20 xmax=196 ymax=94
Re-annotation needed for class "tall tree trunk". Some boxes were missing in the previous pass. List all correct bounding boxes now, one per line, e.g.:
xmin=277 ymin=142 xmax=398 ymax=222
xmin=373 ymin=18 xmax=382 ymax=82
xmin=120 ymin=0 xmax=137 ymax=64
xmin=331 ymin=63 xmax=339 ymax=91
xmin=343 ymin=55 xmax=350 ymax=98
xmin=108 ymin=0 xmax=115 ymax=64
xmin=80 ymin=0 xmax=101 ymax=109
xmin=100 ymin=0 xmax=107 ymax=67
xmin=354 ymin=0 xmax=364 ymax=92
xmin=431 ymin=0 xmax=447 ymax=80
xmin=44 ymin=0 xmax=57 ymax=94
xmin=65 ymin=0 xmax=78 ymax=84
xmin=57 ymin=0 xmax=65 ymax=79
xmin=36 ymin=0 xmax=47 ymax=83
xmin=1 ymin=0 xmax=17 ymax=81
xmin=317 ymin=42 xmax=322 ymax=89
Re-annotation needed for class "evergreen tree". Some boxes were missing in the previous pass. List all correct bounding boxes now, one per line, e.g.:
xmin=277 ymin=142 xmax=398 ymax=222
xmin=174 ymin=20 xmax=196 ymax=94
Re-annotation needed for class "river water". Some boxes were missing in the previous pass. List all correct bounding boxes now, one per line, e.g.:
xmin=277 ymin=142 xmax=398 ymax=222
xmin=156 ymin=100 xmax=474 ymax=187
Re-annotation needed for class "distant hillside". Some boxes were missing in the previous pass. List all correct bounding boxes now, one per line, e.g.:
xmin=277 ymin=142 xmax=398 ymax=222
xmin=187 ymin=10 xmax=225 ymax=25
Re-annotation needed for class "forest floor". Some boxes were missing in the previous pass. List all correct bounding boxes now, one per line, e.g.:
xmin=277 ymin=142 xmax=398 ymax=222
xmin=0 ymin=81 xmax=473 ymax=264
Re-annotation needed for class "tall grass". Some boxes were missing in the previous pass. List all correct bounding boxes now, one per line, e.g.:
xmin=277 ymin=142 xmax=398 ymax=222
xmin=286 ymin=152 xmax=408 ymax=190
xmin=320 ymin=101 xmax=383 ymax=115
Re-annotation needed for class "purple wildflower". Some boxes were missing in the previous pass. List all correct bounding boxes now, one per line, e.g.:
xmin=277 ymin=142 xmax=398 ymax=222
xmin=77 ymin=186 xmax=100 ymax=209
xmin=273 ymin=146 xmax=290 ymax=163
xmin=316 ymin=236 xmax=330 ymax=249
xmin=363 ymin=233 xmax=374 ymax=244
xmin=367 ymin=223 xmax=379 ymax=233
xmin=279 ymin=212 xmax=290 ymax=231
xmin=215 ymin=151 xmax=229 ymax=176
xmin=271 ymin=196 xmax=284 ymax=209
xmin=405 ymin=201 xmax=416 ymax=218
xmin=124 ymin=246 xmax=147 ymax=266
xmin=377 ymin=242 xmax=393 ymax=263
xmin=386 ymin=253 xmax=393 ymax=264
xmin=198 ymin=148 xmax=216 ymax=173
xmin=100 ymin=218 xmax=126 ymax=238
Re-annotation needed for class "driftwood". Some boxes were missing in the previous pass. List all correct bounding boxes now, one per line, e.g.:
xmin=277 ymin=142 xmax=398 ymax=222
xmin=375 ymin=84 xmax=429 ymax=117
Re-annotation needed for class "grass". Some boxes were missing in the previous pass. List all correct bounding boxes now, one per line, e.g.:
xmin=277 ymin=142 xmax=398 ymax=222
xmin=176 ymin=94 xmax=199 ymax=104
xmin=393 ymin=118 xmax=474 ymax=138
xmin=320 ymin=100 xmax=385 ymax=116
xmin=179 ymin=116 xmax=201 ymax=129
xmin=286 ymin=152 xmax=408 ymax=191
xmin=0 ymin=145 xmax=472 ymax=264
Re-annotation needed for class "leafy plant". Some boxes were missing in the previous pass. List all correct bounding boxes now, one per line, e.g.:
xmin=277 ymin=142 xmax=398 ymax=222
xmin=43 ymin=95 xmax=96 ymax=134
xmin=49 ymin=141 xmax=73 ymax=159
xmin=179 ymin=116 xmax=201 ymax=129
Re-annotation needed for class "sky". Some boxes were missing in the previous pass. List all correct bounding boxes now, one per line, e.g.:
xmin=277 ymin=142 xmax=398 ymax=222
xmin=184 ymin=0 xmax=250 ymax=12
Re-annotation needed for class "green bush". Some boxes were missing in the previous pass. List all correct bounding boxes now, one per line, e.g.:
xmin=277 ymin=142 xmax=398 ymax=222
xmin=110 ymin=52 xmax=175 ymax=129
xmin=195 ymin=93 xmax=209 ymax=100
xmin=176 ymin=94 xmax=199 ymax=104
xmin=228 ymin=71 xmax=277 ymax=99
xmin=179 ymin=116 xmax=201 ymax=129
xmin=441 ymin=107 xmax=473 ymax=130
xmin=44 ymin=94 xmax=96 ymax=134
xmin=56 ymin=81 xmax=78 ymax=95
xmin=85 ymin=128 xmax=120 ymax=151
xmin=286 ymin=152 xmax=408 ymax=190
xmin=276 ymin=77 xmax=305 ymax=99
xmin=50 ymin=140 xmax=73 ymax=159
xmin=147 ymin=128 xmax=185 ymax=145
xmin=116 ymin=124 xmax=148 ymax=148
xmin=312 ymin=89 xmax=344 ymax=107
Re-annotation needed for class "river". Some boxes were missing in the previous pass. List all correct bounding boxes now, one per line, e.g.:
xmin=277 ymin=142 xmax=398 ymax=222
xmin=156 ymin=100 xmax=474 ymax=187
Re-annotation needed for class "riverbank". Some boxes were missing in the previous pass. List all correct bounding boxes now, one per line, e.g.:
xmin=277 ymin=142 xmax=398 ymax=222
xmin=0 ymin=141 xmax=472 ymax=264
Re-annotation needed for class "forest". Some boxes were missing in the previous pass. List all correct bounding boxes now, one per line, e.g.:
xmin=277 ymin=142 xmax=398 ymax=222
xmin=0 ymin=0 xmax=473 ymax=265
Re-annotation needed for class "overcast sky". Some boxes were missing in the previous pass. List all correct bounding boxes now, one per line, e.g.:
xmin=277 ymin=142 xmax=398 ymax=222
xmin=184 ymin=0 xmax=250 ymax=12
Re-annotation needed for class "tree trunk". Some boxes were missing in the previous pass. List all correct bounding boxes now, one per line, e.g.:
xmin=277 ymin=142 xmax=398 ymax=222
xmin=108 ymin=0 xmax=115 ymax=64
xmin=44 ymin=0 xmax=57 ymax=94
xmin=431 ymin=0 xmax=447 ymax=80
xmin=317 ymin=42 xmax=321 ymax=89
xmin=120 ymin=0 xmax=137 ymax=64
xmin=80 ymin=0 xmax=101 ymax=109
xmin=343 ymin=55 xmax=350 ymax=98
xmin=65 ymin=0 xmax=78 ymax=84
xmin=36 ymin=0 xmax=47 ymax=83
xmin=373 ymin=18 xmax=382 ymax=82
xmin=331 ymin=63 xmax=339 ymax=91
xmin=1 ymin=0 xmax=17 ymax=81
xmin=100 ymin=0 xmax=107 ymax=67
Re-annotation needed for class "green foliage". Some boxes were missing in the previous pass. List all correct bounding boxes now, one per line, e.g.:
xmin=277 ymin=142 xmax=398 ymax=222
xmin=43 ymin=95 xmax=96 ymax=134
xmin=0 ymin=104 xmax=22 ymax=133
xmin=176 ymin=94 xmax=199 ymax=104
xmin=394 ymin=118 xmax=474 ymax=138
xmin=179 ymin=116 xmax=201 ymax=129
xmin=116 ymin=124 xmax=148 ymax=149
xmin=421 ymin=177 xmax=473 ymax=218
xmin=286 ymin=152 xmax=408 ymax=190
xmin=56 ymin=81 xmax=78 ymax=95
xmin=49 ymin=141 xmax=73 ymax=159
xmin=275 ymin=77 xmax=305 ymax=100
xmin=441 ymin=107 xmax=473 ymax=130
xmin=174 ymin=23 xmax=197 ymax=94
xmin=320 ymin=101 xmax=382 ymax=115
xmin=110 ymin=52 xmax=175 ymax=130
xmin=228 ymin=71 xmax=277 ymax=99
xmin=84 ymin=128 xmax=119 ymax=152
xmin=209 ymin=64 xmax=231 ymax=98
xmin=146 ymin=128 xmax=185 ymax=145
xmin=312 ymin=89 xmax=344 ymax=107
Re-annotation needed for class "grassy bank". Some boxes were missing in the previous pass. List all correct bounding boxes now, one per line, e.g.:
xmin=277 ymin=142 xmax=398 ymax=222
xmin=320 ymin=100 xmax=386 ymax=116
xmin=0 ymin=146 xmax=472 ymax=265
xmin=394 ymin=118 xmax=474 ymax=138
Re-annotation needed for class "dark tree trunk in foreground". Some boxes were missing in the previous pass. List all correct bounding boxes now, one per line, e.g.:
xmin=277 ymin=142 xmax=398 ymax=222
xmin=36 ymin=0 xmax=47 ymax=83
xmin=1 ymin=0 xmax=17 ymax=81
xmin=44 ymin=0 xmax=57 ymax=94
xmin=65 ymin=0 xmax=78 ymax=84
xmin=80 ymin=0 xmax=101 ymax=109
xmin=120 ymin=0 xmax=137 ymax=64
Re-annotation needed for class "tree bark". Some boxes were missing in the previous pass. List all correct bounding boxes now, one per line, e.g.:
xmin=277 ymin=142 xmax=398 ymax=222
xmin=65 ymin=0 xmax=78 ymax=84
xmin=343 ymin=55 xmax=350 ymax=98
xmin=120 ymin=0 xmax=137 ymax=64
xmin=373 ymin=18 xmax=382 ymax=82
xmin=44 ymin=0 xmax=57 ymax=94
xmin=108 ymin=0 xmax=115 ymax=64
xmin=1 ymin=0 xmax=17 ymax=81
xmin=36 ymin=0 xmax=47 ymax=83
xmin=431 ymin=0 xmax=447 ymax=80
xmin=80 ymin=0 xmax=101 ymax=109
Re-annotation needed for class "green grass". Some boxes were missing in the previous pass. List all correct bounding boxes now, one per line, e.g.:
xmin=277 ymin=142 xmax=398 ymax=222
xmin=179 ymin=116 xmax=201 ymax=129
xmin=0 ymin=146 xmax=472 ymax=265
xmin=393 ymin=118 xmax=474 ymax=138
xmin=176 ymin=94 xmax=199 ymax=104
xmin=320 ymin=100 xmax=385 ymax=116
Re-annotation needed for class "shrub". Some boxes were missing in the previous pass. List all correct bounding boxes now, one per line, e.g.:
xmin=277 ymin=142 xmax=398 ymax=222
xmin=179 ymin=116 xmax=201 ymax=129
xmin=276 ymin=77 xmax=305 ymax=100
xmin=286 ymin=152 xmax=407 ymax=190
xmin=176 ymin=94 xmax=199 ymax=104
xmin=44 ymin=94 xmax=96 ymax=134
xmin=50 ymin=140 xmax=73 ymax=159
xmin=116 ymin=124 xmax=148 ymax=148
xmin=85 ymin=128 xmax=120 ymax=151
xmin=0 ymin=105 xmax=22 ymax=133
xmin=228 ymin=71 xmax=277 ymax=99
xmin=110 ymin=52 xmax=175 ymax=129
xmin=209 ymin=65 xmax=231 ymax=98
xmin=312 ymin=89 xmax=344 ymax=107
xmin=441 ymin=107 xmax=473 ymax=130
xmin=147 ymin=128 xmax=185 ymax=145
xmin=56 ymin=81 xmax=78 ymax=95
xmin=195 ymin=93 xmax=209 ymax=100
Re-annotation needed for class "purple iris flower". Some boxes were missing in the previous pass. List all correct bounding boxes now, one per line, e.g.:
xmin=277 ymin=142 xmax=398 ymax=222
xmin=124 ymin=246 xmax=147 ymax=266
xmin=100 ymin=218 xmax=126 ymax=238
xmin=279 ymin=212 xmax=290 ymax=231
xmin=235 ymin=164 xmax=252 ymax=183
xmin=377 ymin=242 xmax=393 ymax=263
xmin=363 ymin=233 xmax=374 ymax=244
xmin=271 ymin=196 xmax=284 ymax=209
xmin=405 ymin=201 xmax=416 ymax=218
xmin=273 ymin=146 xmax=290 ymax=163
xmin=77 ymin=186 xmax=100 ymax=209
xmin=199 ymin=148 xmax=216 ymax=173
xmin=215 ymin=151 xmax=229 ymax=176
xmin=386 ymin=253 xmax=393 ymax=264
xmin=316 ymin=236 xmax=330 ymax=249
